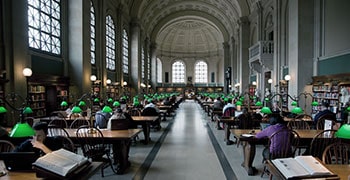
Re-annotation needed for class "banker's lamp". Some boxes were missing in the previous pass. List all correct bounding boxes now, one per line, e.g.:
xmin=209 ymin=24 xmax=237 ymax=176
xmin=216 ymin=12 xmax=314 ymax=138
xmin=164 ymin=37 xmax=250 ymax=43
xmin=255 ymin=101 xmax=263 ymax=107
xmin=336 ymin=107 xmax=350 ymax=139
xmin=260 ymin=106 xmax=272 ymax=114
xmin=291 ymin=106 xmax=303 ymax=114
xmin=60 ymin=101 xmax=68 ymax=107
xmin=102 ymin=105 xmax=113 ymax=113
xmin=0 ymin=95 xmax=35 ymax=137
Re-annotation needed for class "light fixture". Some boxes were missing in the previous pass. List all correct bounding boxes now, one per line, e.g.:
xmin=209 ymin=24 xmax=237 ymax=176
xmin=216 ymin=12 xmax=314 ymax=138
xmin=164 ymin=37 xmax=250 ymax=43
xmin=101 ymin=105 xmax=113 ymax=113
xmin=90 ymin=75 xmax=97 ymax=82
xmin=284 ymin=74 xmax=291 ymax=81
xmin=147 ymin=84 xmax=151 ymax=88
xmin=336 ymin=124 xmax=350 ymax=139
xmin=22 ymin=68 xmax=33 ymax=77
xmin=141 ymin=83 xmax=146 ymax=88
xmin=113 ymin=101 xmax=120 ymax=107
xmin=0 ymin=106 xmax=7 ymax=113
xmin=123 ymin=81 xmax=128 ymax=86
xmin=291 ymin=101 xmax=298 ymax=106
xmin=268 ymin=79 xmax=273 ymax=84
xmin=311 ymin=101 xmax=319 ymax=106
xmin=252 ymin=81 xmax=257 ymax=86
xmin=255 ymin=101 xmax=263 ymax=107
xmin=78 ymin=100 xmax=86 ymax=106
xmin=71 ymin=106 xmax=83 ymax=113
xmin=260 ymin=106 xmax=272 ymax=114
xmin=234 ymin=83 xmax=240 ymax=87
xmin=106 ymin=79 xmax=111 ymax=85
xmin=60 ymin=101 xmax=68 ymax=107
xmin=291 ymin=107 xmax=303 ymax=114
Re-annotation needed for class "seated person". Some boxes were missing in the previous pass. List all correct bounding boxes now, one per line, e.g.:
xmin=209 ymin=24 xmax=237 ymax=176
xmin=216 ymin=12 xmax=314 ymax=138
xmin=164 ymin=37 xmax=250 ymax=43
xmin=237 ymin=108 xmax=253 ymax=129
xmin=95 ymin=105 xmax=112 ymax=129
xmin=212 ymin=97 xmax=224 ymax=110
xmin=222 ymin=98 xmax=235 ymax=114
xmin=255 ymin=113 xmax=288 ymax=159
xmin=107 ymin=108 xmax=128 ymax=130
xmin=313 ymin=101 xmax=336 ymax=125
xmin=14 ymin=122 xmax=63 ymax=156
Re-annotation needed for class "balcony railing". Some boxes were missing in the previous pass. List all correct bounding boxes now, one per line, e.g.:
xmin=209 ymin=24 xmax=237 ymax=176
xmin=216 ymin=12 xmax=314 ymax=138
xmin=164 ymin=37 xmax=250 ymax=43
xmin=249 ymin=41 xmax=274 ymax=70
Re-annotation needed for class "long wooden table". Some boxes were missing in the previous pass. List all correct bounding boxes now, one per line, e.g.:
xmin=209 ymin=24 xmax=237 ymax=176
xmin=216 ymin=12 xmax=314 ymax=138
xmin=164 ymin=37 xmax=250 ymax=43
xmin=65 ymin=128 xmax=142 ymax=174
xmin=231 ymin=129 xmax=323 ymax=176
xmin=131 ymin=116 xmax=159 ymax=144
xmin=0 ymin=161 xmax=103 ymax=180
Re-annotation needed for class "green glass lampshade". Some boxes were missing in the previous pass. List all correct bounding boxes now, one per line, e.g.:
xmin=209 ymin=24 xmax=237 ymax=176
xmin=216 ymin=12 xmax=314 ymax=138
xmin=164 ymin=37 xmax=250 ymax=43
xmin=291 ymin=107 xmax=303 ymax=114
xmin=78 ymin=101 xmax=86 ymax=106
xmin=291 ymin=101 xmax=297 ymax=106
xmin=0 ymin=106 xmax=7 ymax=113
xmin=71 ymin=106 xmax=83 ymax=113
xmin=255 ymin=101 xmax=263 ymax=107
xmin=108 ymin=98 xmax=113 ymax=103
xmin=102 ymin=105 xmax=113 ymax=113
xmin=224 ymin=98 xmax=228 ymax=102
xmin=23 ymin=106 xmax=33 ymax=114
xmin=236 ymin=101 xmax=243 ymax=106
xmin=9 ymin=122 xmax=35 ymax=137
xmin=134 ymin=101 xmax=140 ymax=106
xmin=60 ymin=101 xmax=68 ymax=107
xmin=347 ymin=106 xmax=350 ymax=112
xmin=311 ymin=101 xmax=319 ymax=106
xmin=260 ymin=106 xmax=272 ymax=114
xmin=94 ymin=98 xmax=100 ymax=103
xmin=335 ymin=124 xmax=350 ymax=139
xmin=265 ymin=97 xmax=270 ymax=102
xmin=239 ymin=97 xmax=244 ymax=101
xmin=113 ymin=101 xmax=120 ymax=107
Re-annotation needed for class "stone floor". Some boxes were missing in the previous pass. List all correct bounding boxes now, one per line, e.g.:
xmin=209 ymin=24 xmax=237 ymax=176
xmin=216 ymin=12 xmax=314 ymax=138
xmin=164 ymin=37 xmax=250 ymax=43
xmin=89 ymin=99 xmax=267 ymax=180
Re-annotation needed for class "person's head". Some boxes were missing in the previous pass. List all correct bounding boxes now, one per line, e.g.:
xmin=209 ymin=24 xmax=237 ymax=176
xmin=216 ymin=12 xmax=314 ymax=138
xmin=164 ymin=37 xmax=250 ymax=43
xmin=322 ymin=101 xmax=330 ymax=109
xmin=269 ymin=113 xmax=284 ymax=125
xmin=32 ymin=122 xmax=48 ymax=142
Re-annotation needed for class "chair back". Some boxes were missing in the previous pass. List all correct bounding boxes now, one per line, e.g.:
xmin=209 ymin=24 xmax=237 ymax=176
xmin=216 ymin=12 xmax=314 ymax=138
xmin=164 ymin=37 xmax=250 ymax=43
xmin=109 ymin=118 xmax=129 ymax=130
xmin=129 ymin=108 xmax=141 ymax=116
xmin=55 ymin=135 xmax=76 ymax=152
xmin=0 ymin=140 xmax=15 ymax=152
xmin=237 ymin=113 xmax=253 ymax=129
xmin=69 ymin=118 xmax=90 ymax=129
xmin=223 ymin=107 xmax=235 ymax=117
xmin=322 ymin=142 xmax=350 ymax=164
xmin=75 ymin=125 xmax=106 ymax=160
xmin=142 ymin=107 xmax=159 ymax=116
xmin=47 ymin=125 xmax=69 ymax=137
xmin=48 ymin=117 xmax=68 ymax=128
xmin=316 ymin=113 xmax=337 ymax=130
xmin=295 ymin=114 xmax=313 ymax=121
xmin=287 ymin=119 xmax=311 ymax=130
xmin=309 ymin=129 xmax=339 ymax=160
xmin=25 ymin=117 xmax=34 ymax=127
xmin=268 ymin=128 xmax=300 ymax=159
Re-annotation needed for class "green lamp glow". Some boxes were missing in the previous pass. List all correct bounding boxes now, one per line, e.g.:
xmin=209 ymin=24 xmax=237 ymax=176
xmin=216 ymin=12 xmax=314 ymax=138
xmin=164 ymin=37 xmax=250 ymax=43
xmin=60 ymin=101 xmax=68 ymax=107
xmin=71 ymin=106 xmax=83 ymax=113
xmin=335 ymin=124 xmax=350 ymax=139
xmin=113 ymin=101 xmax=120 ymax=107
xmin=255 ymin=101 xmax=263 ymax=107
xmin=78 ymin=101 xmax=86 ymax=106
xmin=260 ymin=106 xmax=272 ymax=114
xmin=9 ymin=122 xmax=35 ymax=137
xmin=347 ymin=106 xmax=350 ymax=112
xmin=236 ymin=101 xmax=243 ymax=106
xmin=291 ymin=107 xmax=303 ymax=114
xmin=23 ymin=106 xmax=33 ymax=114
xmin=311 ymin=101 xmax=319 ymax=106
xmin=108 ymin=98 xmax=113 ymax=103
xmin=102 ymin=105 xmax=113 ymax=113
xmin=291 ymin=101 xmax=297 ymax=106
xmin=0 ymin=106 xmax=7 ymax=113
xmin=134 ymin=101 xmax=140 ymax=106
xmin=265 ymin=97 xmax=270 ymax=102
xmin=94 ymin=98 xmax=100 ymax=103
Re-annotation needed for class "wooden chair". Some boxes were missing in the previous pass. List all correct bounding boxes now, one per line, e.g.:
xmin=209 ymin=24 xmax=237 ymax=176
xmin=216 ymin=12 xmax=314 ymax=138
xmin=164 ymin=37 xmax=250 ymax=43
xmin=47 ymin=125 xmax=69 ymax=137
xmin=48 ymin=117 xmax=68 ymax=128
xmin=55 ymin=135 xmax=76 ymax=153
xmin=295 ymin=114 xmax=313 ymax=121
xmin=316 ymin=114 xmax=337 ymax=130
xmin=25 ymin=117 xmax=34 ymax=127
xmin=69 ymin=118 xmax=90 ymax=129
xmin=287 ymin=119 xmax=311 ymax=130
xmin=322 ymin=142 xmax=350 ymax=164
xmin=76 ymin=125 xmax=117 ymax=177
xmin=128 ymin=108 xmax=141 ymax=116
xmin=309 ymin=129 xmax=339 ymax=160
xmin=0 ymin=140 xmax=15 ymax=152
xmin=261 ymin=128 xmax=300 ymax=178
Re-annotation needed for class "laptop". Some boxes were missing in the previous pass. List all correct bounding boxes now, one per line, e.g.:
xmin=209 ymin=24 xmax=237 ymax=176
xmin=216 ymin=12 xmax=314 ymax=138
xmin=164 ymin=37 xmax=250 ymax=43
xmin=0 ymin=152 xmax=38 ymax=171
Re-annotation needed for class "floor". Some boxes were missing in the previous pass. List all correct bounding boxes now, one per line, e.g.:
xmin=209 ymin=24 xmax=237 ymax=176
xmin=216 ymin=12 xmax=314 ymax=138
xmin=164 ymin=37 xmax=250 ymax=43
xmin=90 ymin=99 xmax=267 ymax=180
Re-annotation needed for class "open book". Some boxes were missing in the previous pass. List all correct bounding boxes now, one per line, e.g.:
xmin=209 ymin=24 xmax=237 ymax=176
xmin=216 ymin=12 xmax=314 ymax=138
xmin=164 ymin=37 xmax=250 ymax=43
xmin=271 ymin=156 xmax=333 ymax=179
xmin=32 ymin=148 xmax=89 ymax=177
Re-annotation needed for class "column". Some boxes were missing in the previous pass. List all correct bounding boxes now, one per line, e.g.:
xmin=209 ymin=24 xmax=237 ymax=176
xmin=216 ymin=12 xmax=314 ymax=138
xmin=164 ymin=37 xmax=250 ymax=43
xmin=130 ymin=19 xmax=141 ymax=96
xmin=223 ymin=42 xmax=230 ymax=94
xmin=150 ymin=42 xmax=157 ymax=91
xmin=239 ymin=16 xmax=251 ymax=94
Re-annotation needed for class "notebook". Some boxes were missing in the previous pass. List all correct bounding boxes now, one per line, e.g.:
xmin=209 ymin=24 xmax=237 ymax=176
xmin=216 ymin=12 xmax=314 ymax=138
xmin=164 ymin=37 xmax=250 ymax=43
xmin=0 ymin=152 xmax=38 ymax=171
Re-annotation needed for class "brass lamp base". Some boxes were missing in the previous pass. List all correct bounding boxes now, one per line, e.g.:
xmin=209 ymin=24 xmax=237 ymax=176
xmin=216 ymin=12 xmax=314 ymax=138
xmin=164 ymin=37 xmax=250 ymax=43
xmin=87 ymin=128 xmax=97 ymax=134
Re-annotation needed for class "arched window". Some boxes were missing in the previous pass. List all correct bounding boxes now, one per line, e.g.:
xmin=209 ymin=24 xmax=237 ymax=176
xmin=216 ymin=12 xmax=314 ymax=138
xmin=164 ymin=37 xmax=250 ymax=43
xmin=122 ymin=29 xmax=129 ymax=74
xmin=194 ymin=61 xmax=208 ymax=83
xmin=147 ymin=53 xmax=151 ymax=80
xmin=105 ymin=15 xmax=115 ymax=70
xmin=157 ymin=58 xmax=162 ymax=83
xmin=90 ymin=1 xmax=96 ymax=65
xmin=141 ymin=47 xmax=145 ymax=79
xmin=28 ymin=0 xmax=61 ymax=55
xmin=172 ymin=61 xmax=185 ymax=83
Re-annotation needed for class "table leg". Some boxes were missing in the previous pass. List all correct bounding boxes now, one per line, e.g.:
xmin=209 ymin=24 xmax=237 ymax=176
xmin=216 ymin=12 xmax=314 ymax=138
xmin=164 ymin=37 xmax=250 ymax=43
xmin=241 ymin=141 xmax=257 ymax=175
xmin=113 ymin=140 xmax=131 ymax=174
xmin=224 ymin=124 xmax=234 ymax=145
xmin=141 ymin=123 xmax=151 ymax=144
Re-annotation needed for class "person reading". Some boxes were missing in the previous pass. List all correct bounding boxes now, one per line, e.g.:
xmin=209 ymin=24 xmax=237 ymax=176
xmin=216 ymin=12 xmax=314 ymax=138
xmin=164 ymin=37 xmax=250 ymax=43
xmin=14 ymin=122 xmax=64 ymax=156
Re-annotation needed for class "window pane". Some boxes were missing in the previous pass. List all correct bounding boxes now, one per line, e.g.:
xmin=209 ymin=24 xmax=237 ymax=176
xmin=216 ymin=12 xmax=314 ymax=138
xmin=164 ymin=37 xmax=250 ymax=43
xmin=172 ymin=61 xmax=185 ymax=83
xmin=105 ymin=15 xmax=115 ymax=70
xmin=194 ymin=61 xmax=208 ymax=83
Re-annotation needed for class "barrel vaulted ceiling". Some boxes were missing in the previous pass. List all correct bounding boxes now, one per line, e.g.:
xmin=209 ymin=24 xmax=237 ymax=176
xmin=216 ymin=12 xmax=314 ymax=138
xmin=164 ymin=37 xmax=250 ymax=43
xmin=125 ymin=0 xmax=256 ymax=56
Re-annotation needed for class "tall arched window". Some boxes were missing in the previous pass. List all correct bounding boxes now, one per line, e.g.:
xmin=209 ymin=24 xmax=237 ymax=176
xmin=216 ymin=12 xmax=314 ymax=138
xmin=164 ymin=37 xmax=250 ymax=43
xmin=90 ymin=1 xmax=96 ymax=65
xmin=141 ymin=47 xmax=145 ymax=80
xmin=172 ymin=61 xmax=185 ymax=83
xmin=28 ymin=0 xmax=61 ymax=55
xmin=122 ymin=29 xmax=129 ymax=75
xmin=147 ymin=53 xmax=150 ymax=80
xmin=157 ymin=58 xmax=162 ymax=83
xmin=105 ymin=15 xmax=115 ymax=70
xmin=194 ymin=61 xmax=208 ymax=83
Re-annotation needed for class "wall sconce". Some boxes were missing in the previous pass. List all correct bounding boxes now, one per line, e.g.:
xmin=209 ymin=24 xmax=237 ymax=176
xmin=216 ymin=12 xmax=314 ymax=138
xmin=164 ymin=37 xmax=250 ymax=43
xmin=234 ymin=83 xmax=240 ymax=87
xmin=123 ymin=81 xmax=127 ymax=87
xmin=284 ymin=74 xmax=291 ymax=81
xmin=141 ymin=83 xmax=146 ymax=88
xmin=268 ymin=78 xmax=273 ymax=84
xmin=147 ymin=84 xmax=151 ymax=88
xmin=252 ymin=81 xmax=257 ymax=86
xmin=90 ymin=75 xmax=97 ymax=82
xmin=106 ymin=79 xmax=111 ymax=85
xmin=22 ymin=67 xmax=32 ymax=98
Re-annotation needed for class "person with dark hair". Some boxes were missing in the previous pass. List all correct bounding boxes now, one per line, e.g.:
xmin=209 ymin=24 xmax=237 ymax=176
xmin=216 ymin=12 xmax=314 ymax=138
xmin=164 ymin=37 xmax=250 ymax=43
xmin=95 ymin=104 xmax=112 ymax=129
xmin=255 ymin=113 xmax=288 ymax=159
xmin=313 ymin=101 xmax=336 ymax=125
xmin=14 ymin=122 xmax=63 ymax=156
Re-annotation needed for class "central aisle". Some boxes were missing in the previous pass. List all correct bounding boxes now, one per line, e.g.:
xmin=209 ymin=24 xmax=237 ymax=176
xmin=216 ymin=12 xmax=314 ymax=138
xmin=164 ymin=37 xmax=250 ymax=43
xmin=143 ymin=99 xmax=226 ymax=180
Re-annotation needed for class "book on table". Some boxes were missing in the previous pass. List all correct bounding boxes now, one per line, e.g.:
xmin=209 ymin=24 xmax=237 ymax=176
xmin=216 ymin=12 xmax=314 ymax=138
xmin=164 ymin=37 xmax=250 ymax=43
xmin=32 ymin=148 xmax=90 ymax=177
xmin=271 ymin=155 xmax=335 ymax=179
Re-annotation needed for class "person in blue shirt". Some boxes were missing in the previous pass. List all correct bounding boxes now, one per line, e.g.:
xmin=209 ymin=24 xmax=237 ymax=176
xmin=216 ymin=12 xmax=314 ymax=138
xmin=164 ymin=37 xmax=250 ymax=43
xmin=313 ymin=101 xmax=336 ymax=125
